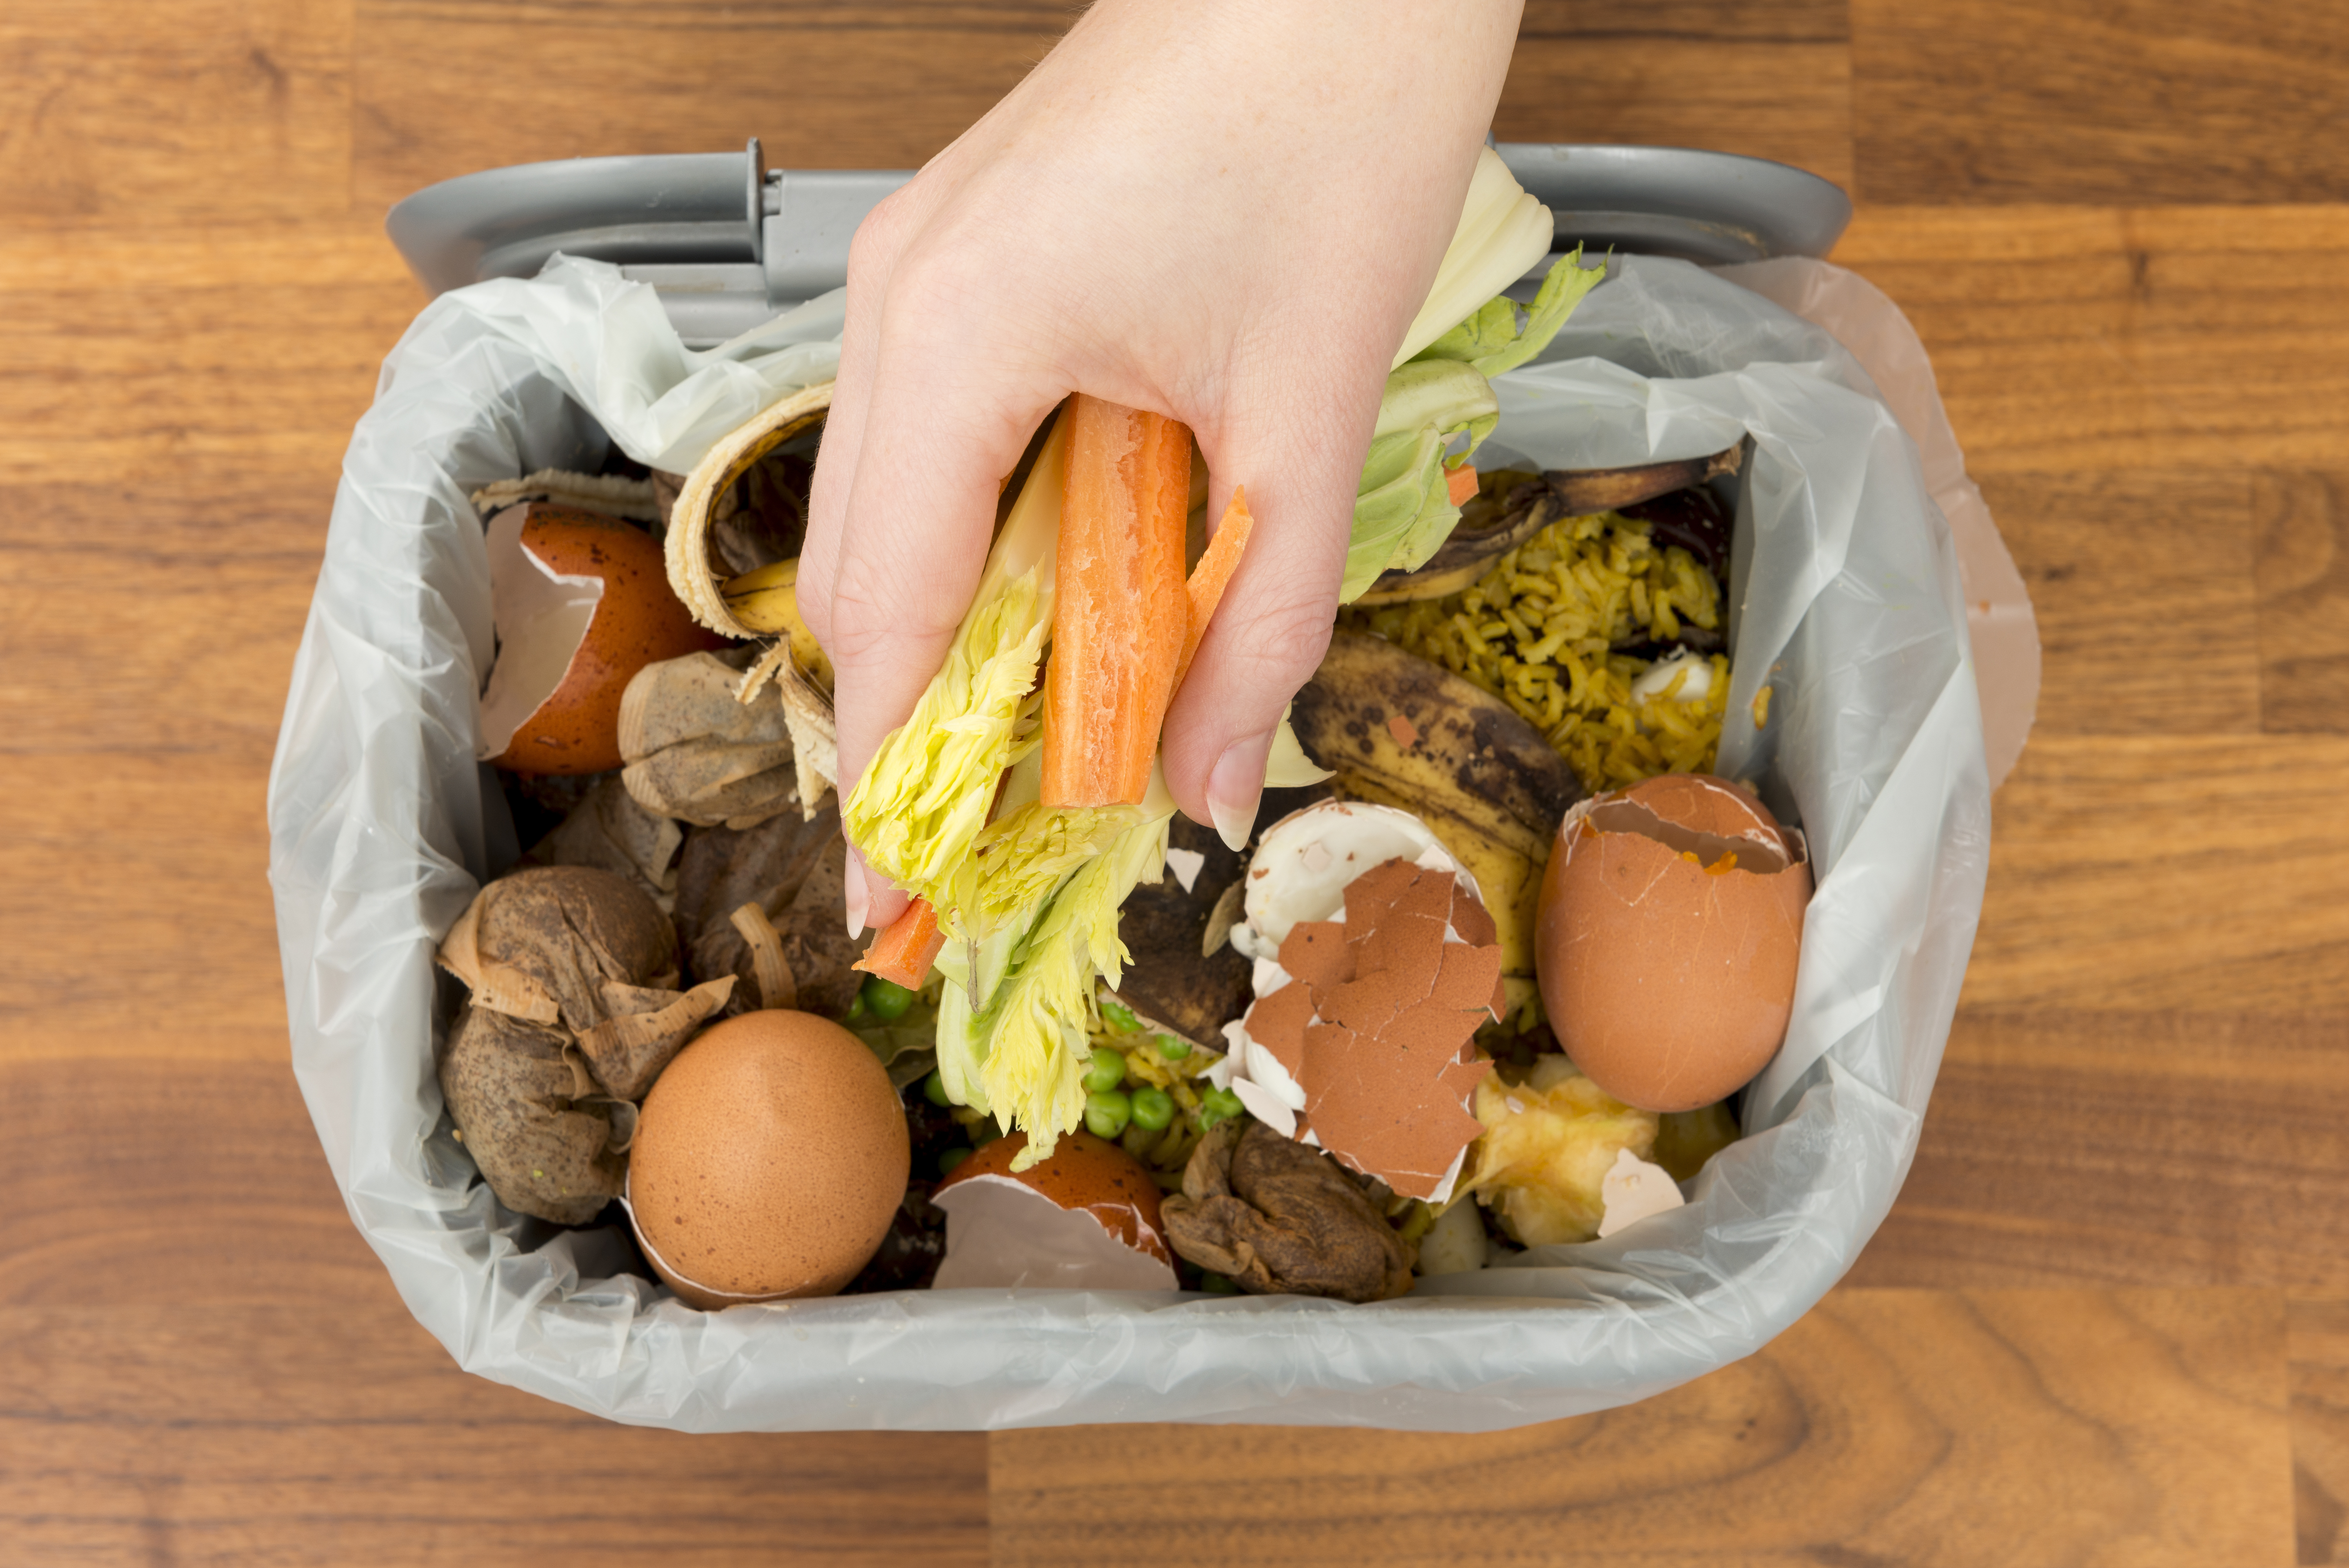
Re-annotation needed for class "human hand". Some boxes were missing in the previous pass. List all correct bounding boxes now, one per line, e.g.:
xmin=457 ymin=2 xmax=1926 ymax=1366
xmin=797 ymin=0 xmax=1524 ymax=931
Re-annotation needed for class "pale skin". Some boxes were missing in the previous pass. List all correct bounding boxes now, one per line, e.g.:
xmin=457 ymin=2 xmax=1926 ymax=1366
xmin=797 ymin=0 xmax=1526 ymax=932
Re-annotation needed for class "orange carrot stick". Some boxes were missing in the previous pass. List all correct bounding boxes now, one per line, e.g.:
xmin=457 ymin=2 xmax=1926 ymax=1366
xmin=1171 ymin=485 xmax=1253 ymax=697
xmin=1445 ymin=463 xmax=1480 ymax=506
xmin=1041 ymin=395 xmax=1192 ymax=808
xmin=854 ymin=897 xmax=945 ymax=990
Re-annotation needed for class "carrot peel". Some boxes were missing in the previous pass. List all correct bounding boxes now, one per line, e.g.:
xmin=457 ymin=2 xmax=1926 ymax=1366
xmin=854 ymin=897 xmax=945 ymax=990
xmin=1171 ymin=485 xmax=1254 ymax=697
xmin=1041 ymin=395 xmax=1192 ymax=808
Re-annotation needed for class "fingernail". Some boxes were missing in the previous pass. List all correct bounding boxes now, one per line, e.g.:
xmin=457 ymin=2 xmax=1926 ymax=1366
xmin=844 ymin=861 xmax=869 ymax=939
xmin=1207 ymin=730 xmax=1274 ymax=853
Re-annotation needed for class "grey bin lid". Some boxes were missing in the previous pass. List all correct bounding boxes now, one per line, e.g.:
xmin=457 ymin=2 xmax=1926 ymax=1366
xmin=386 ymin=138 xmax=1849 ymax=350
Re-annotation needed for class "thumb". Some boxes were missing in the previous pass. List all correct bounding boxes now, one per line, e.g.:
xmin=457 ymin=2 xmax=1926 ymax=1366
xmin=1160 ymin=388 xmax=1370 ymax=849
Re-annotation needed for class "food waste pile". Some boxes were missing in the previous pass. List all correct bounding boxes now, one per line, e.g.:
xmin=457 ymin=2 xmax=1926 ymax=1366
xmin=435 ymin=151 xmax=1815 ymax=1305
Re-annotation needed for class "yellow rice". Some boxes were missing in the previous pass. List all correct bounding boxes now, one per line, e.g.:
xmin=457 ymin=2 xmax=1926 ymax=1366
xmin=1342 ymin=509 xmax=1730 ymax=795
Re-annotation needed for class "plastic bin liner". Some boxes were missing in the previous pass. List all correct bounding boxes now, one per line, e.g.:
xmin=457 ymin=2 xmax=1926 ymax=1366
xmin=269 ymin=252 xmax=1995 ymax=1432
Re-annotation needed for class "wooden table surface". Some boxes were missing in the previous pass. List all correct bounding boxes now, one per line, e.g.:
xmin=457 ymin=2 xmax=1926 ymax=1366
xmin=4 ymin=1 xmax=2345 ymax=1562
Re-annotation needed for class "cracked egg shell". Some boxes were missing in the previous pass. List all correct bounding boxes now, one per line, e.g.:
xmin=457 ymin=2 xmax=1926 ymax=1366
xmin=1537 ymin=774 xmax=1810 ymax=1113
xmin=627 ymin=1010 xmax=908 ymax=1307
xmin=491 ymin=503 xmax=726 ymax=776
xmin=930 ymin=1130 xmax=1175 ymax=1290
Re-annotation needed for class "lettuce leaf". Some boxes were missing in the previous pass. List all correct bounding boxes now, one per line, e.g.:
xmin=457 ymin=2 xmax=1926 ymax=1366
xmin=1341 ymin=249 xmax=1604 ymax=602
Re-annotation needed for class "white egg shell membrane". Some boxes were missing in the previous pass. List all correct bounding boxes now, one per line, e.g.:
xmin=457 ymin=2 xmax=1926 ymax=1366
xmin=931 ymin=1175 xmax=1178 ymax=1293
xmin=1241 ymin=801 xmax=1477 ymax=945
xmin=1219 ymin=800 xmax=1494 ymax=1205
xmin=477 ymin=506 xmax=604 ymax=760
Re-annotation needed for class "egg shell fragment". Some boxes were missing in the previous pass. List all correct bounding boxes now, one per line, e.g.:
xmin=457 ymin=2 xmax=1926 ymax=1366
xmin=487 ymin=502 xmax=726 ymax=776
xmin=931 ymin=1131 xmax=1176 ymax=1291
xmin=1538 ymin=774 xmax=1810 ymax=1114
xmin=626 ymin=1010 xmax=909 ymax=1307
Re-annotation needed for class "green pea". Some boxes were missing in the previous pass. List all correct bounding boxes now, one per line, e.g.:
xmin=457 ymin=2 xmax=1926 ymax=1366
xmin=937 ymin=1147 xmax=972 ymax=1176
xmin=861 ymin=976 xmax=917 ymax=1021
xmin=922 ymin=1070 xmax=950 ymax=1107
xmin=1082 ymin=1048 xmax=1127 ymax=1095
xmin=1197 ymin=1086 xmax=1245 ymax=1129
xmin=1200 ymin=1272 xmax=1240 ymax=1295
xmin=844 ymin=989 xmax=869 ymax=1023
xmin=1154 ymin=1034 xmax=1191 ymax=1060
xmin=973 ymin=1119 xmax=1004 ymax=1147
xmin=1099 ymin=999 xmax=1140 ymax=1035
xmin=1129 ymin=1087 xmax=1175 ymax=1132
xmin=1085 ymin=1089 xmax=1132 ymax=1139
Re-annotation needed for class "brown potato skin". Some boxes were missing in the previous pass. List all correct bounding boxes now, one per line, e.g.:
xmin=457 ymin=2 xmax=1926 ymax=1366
xmin=495 ymin=505 xmax=726 ymax=776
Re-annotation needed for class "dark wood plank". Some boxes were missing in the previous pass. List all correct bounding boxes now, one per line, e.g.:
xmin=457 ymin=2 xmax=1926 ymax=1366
xmin=1497 ymin=36 xmax=1852 ymax=191
xmin=1831 ymin=205 xmax=2349 ymax=474
xmin=350 ymin=1 xmax=1075 ymax=208
xmin=1851 ymin=0 xmax=2349 ymax=205
xmin=0 ymin=222 xmax=416 ymax=490
xmin=1519 ymin=0 xmax=1845 ymax=42
xmin=0 ymin=758 xmax=300 ymax=1048
xmin=1853 ymin=1011 xmax=2349 ymax=1294
xmin=2297 ymin=1296 xmax=2349 ymax=1565
xmin=0 ymin=1300 xmax=990 ymax=1565
xmin=0 ymin=1058 xmax=376 ymax=1307
xmin=0 ymin=1056 xmax=991 ymax=1563
xmin=991 ymin=1288 xmax=2295 ymax=1567
xmin=0 ymin=1 xmax=353 ymax=225
xmin=1983 ymin=470 xmax=2260 ymax=736
xmin=2257 ymin=470 xmax=2349 ymax=733
xmin=1961 ymin=736 xmax=2349 ymax=1010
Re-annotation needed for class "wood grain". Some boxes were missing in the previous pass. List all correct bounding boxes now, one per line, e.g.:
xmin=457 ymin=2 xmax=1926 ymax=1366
xmin=1983 ymin=469 xmax=2260 ymax=736
xmin=2296 ymin=1296 xmax=2349 ymax=1565
xmin=1830 ymin=205 xmax=2349 ymax=474
xmin=350 ymin=1 xmax=1072 ymax=207
xmin=1852 ymin=1010 xmax=2349 ymax=1294
xmin=2257 ymin=470 xmax=2349 ymax=732
xmin=991 ymin=1288 xmax=2294 ymax=1567
xmin=0 ymin=1299 xmax=990 ymax=1565
xmin=1520 ymin=0 xmax=1846 ymax=42
xmin=1851 ymin=0 xmax=2349 ymax=205
xmin=1961 ymin=736 xmax=2349 ymax=1010
xmin=1497 ymin=36 xmax=1852 ymax=191
xmin=0 ymin=1056 xmax=992 ymax=1561
xmin=0 ymin=0 xmax=353 ymax=225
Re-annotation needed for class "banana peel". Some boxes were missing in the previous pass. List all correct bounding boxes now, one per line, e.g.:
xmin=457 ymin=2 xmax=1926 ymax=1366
xmin=663 ymin=382 xmax=834 ymax=639
xmin=721 ymin=558 xmax=834 ymax=690
xmin=1286 ymin=631 xmax=1584 ymax=1017
xmin=1355 ymin=445 xmax=1744 ymax=608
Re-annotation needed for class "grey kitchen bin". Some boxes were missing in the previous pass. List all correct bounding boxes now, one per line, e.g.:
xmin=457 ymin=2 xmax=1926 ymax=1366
xmin=268 ymin=141 xmax=1998 ymax=1432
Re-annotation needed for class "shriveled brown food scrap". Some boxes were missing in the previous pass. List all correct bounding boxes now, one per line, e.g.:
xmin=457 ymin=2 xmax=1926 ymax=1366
xmin=1162 ymin=1120 xmax=1416 ymax=1303
xmin=672 ymin=805 xmax=864 ymax=1019
xmin=435 ymin=866 xmax=733 ymax=1220
xmin=618 ymin=649 xmax=799 ymax=830
xmin=523 ymin=774 xmax=682 ymax=911
xmin=439 ymin=1003 xmax=627 ymax=1225
xmin=1110 ymin=815 xmax=1253 ymax=1045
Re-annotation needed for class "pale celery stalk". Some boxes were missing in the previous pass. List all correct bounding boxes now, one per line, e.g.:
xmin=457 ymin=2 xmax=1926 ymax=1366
xmin=841 ymin=414 xmax=1069 ymax=937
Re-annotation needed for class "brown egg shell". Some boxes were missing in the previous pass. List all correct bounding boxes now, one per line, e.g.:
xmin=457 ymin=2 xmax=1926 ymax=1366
xmin=627 ymin=1010 xmax=909 ymax=1307
xmin=1537 ymin=776 xmax=1812 ymax=1114
xmin=936 ymin=1130 xmax=1173 ymax=1268
xmin=496 ymin=504 xmax=727 ymax=776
